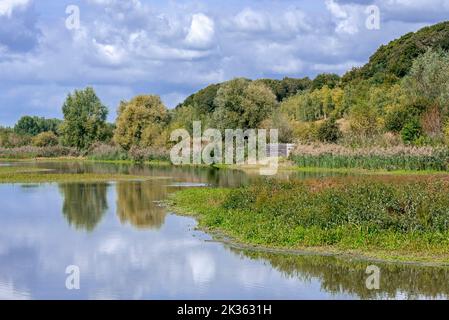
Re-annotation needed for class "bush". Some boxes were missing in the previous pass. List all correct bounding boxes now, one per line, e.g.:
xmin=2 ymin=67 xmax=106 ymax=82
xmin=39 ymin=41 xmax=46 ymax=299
xmin=317 ymin=118 xmax=342 ymax=143
xmin=32 ymin=131 xmax=59 ymax=147
xmin=401 ymin=118 xmax=422 ymax=144
xmin=87 ymin=143 xmax=128 ymax=161
xmin=128 ymin=146 xmax=170 ymax=163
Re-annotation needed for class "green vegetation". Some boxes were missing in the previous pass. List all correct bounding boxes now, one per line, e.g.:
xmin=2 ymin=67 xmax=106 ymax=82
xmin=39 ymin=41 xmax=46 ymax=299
xmin=0 ymin=165 xmax=158 ymax=183
xmin=170 ymin=178 xmax=449 ymax=263
xmin=60 ymin=87 xmax=109 ymax=150
xmin=343 ymin=21 xmax=449 ymax=81
xmin=32 ymin=131 xmax=59 ymax=147
xmin=114 ymin=95 xmax=169 ymax=150
xmin=14 ymin=116 xmax=61 ymax=136
xmin=290 ymin=144 xmax=449 ymax=171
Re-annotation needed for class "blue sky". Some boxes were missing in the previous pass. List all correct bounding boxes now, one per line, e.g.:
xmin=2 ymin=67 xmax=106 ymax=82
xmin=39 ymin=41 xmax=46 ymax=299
xmin=0 ymin=0 xmax=448 ymax=126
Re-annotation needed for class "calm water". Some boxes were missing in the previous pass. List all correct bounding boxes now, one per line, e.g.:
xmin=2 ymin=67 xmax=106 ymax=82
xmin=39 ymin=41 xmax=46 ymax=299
xmin=1 ymin=162 xmax=448 ymax=300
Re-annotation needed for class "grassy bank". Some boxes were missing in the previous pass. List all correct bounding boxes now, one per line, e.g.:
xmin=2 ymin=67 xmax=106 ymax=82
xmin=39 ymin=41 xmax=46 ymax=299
xmin=0 ymin=166 xmax=163 ymax=183
xmin=170 ymin=177 xmax=449 ymax=264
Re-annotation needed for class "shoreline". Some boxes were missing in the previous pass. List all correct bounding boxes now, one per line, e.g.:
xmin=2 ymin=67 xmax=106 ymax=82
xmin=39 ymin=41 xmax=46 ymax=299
xmin=2 ymin=156 xmax=448 ymax=176
xmin=168 ymin=185 xmax=449 ymax=266
xmin=169 ymin=204 xmax=449 ymax=267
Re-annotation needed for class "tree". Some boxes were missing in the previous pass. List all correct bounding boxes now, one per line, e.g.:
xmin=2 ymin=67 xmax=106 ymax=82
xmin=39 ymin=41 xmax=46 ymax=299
xmin=311 ymin=73 xmax=340 ymax=90
xmin=14 ymin=116 xmax=62 ymax=136
xmin=114 ymin=95 xmax=168 ymax=149
xmin=60 ymin=87 xmax=108 ymax=150
xmin=402 ymin=49 xmax=449 ymax=137
xmin=261 ymin=113 xmax=295 ymax=143
xmin=403 ymin=49 xmax=449 ymax=109
xmin=212 ymin=78 xmax=277 ymax=130
xmin=241 ymin=82 xmax=277 ymax=128
xmin=14 ymin=116 xmax=40 ymax=136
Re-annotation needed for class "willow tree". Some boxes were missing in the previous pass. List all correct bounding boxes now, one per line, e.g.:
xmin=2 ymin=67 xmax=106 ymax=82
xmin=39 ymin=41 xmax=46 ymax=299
xmin=114 ymin=95 xmax=169 ymax=149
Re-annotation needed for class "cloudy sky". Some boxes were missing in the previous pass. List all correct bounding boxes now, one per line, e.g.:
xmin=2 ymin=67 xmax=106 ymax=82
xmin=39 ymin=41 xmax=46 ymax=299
xmin=0 ymin=0 xmax=448 ymax=126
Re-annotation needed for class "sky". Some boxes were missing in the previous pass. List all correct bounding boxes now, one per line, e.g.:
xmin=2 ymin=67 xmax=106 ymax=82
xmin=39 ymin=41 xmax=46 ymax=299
xmin=0 ymin=0 xmax=449 ymax=126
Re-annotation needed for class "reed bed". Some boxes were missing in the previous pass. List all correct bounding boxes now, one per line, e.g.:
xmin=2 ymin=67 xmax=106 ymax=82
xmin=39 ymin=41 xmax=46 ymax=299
xmin=290 ymin=144 xmax=449 ymax=171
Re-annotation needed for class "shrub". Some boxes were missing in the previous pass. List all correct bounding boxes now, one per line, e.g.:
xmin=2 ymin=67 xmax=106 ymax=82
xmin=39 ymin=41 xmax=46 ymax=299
xmin=317 ymin=117 xmax=342 ymax=143
xmin=32 ymin=131 xmax=59 ymax=147
xmin=87 ymin=143 xmax=128 ymax=161
xmin=401 ymin=118 xmax=422 ymax=144
xmin=128 ymin=146 xmax=170 ymax=163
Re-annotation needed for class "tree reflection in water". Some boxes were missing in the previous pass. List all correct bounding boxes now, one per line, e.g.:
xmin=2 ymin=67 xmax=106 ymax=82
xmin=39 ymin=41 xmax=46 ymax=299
xmin=235 ymin=249 xmax=449 ymax=299
xmin=59 ymin=183 xmax=109 ymax=232
xmin=116 ymin=181 xmax=167 ymax=229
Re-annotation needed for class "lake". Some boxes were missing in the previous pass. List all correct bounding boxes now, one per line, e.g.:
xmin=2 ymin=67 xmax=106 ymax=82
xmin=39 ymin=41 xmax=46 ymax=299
xmin=0 ymin=162 xmax=448 ymax=300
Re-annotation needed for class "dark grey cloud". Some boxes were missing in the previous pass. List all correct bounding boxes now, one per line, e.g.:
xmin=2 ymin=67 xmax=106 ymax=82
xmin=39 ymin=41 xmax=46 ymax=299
xmin=0 ymin=2 xmax=40 ymax=53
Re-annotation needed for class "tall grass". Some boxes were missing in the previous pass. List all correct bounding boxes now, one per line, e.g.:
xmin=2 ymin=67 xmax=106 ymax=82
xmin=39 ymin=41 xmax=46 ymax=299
xmin=0 ymin=146 xmax=79 ymax=159
xmin=290 ymin=144 xmax=449 ymax=171
xmin=87 ymin=143 xmax=170 ymax=162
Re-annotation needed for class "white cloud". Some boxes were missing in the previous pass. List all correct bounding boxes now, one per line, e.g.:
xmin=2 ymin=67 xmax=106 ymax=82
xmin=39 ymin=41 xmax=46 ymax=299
xmin=325 ymin=0 xmax=360 ymax=34
xmin=232 ymin=8 xmax=269 ymax=32
xmin=0 ymin=0 xmax=29 ymax=17
xmin=185 ymin=13 xmax=215 ymax=49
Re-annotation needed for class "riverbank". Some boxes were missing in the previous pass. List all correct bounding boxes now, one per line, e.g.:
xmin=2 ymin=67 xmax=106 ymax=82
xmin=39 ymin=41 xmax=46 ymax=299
xmin=0 ymin=166 xmax=169 ymax=183
xmin=169 ymin=177 xmax=449 ymax=264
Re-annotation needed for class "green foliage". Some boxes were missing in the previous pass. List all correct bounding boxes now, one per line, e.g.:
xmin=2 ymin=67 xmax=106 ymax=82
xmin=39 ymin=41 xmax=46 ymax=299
xmin=290 ymin=146 xmax=449 ymax=171
xmin=344 ymin=21 xmax=449 ymax=82
xmin=178 ymin=83 xmax=221 ymax=114
xmin=172 ymin=178 xmax=449 ymax=260
xmin=14 ymin=116 xmax=61 ymax=136
xmin=401 ymin=118 xmax=422 ymax=144
xmin=317 ymin=118 xmax=342 ymax=143
xmin=114 ymin=95 xmax=168 ymax=150
xmin=311 ymin=73 xmax=340 ymax=90
xmin=261 ymin=113 xmax=295 ymax=143
xmin=32 ymin=131 xmax=59 ymax=147
xmin=212 ymin=78 xmax=277 ymax=130
xmin=401 ymin=49 xmax=449 ymax=139
xmin=256 ymin=77 xmax=312 ymax=101
xmin=444 ymin=120 xmax=449 ymax=145
xmin=60 ymin=87 xmax=108 ymax=150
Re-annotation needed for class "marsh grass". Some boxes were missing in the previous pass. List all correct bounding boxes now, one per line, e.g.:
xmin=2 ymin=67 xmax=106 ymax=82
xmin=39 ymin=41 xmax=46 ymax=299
xmin=290 ymin=144 xmax=449 ymax=171
xmin=170 ymin=177 xmax=449 ymax=263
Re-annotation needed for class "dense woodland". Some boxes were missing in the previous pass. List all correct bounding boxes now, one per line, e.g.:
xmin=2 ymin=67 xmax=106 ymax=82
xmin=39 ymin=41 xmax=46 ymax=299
xmin=1 ymin=21 xmax=449 ymax=158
